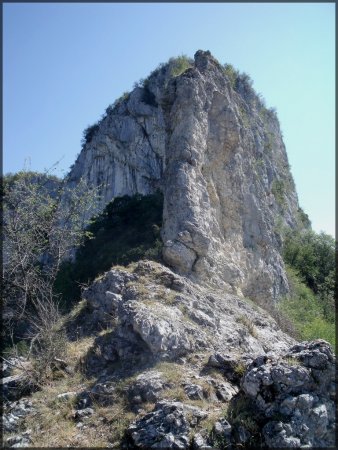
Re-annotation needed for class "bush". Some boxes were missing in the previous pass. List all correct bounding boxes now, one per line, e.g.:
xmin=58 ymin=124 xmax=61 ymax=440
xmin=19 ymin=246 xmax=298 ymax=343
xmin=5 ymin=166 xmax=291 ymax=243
xmin=81 ymin=122 xmax=100 ymax=147
xmin=297 ymin=207 xmax=311 ymax=229
xmin=283 ymin=229 xmax=335 ymax=299
xmin=141 ymin=84 xmax=158 ymax=107
xmin=54 ymin=192 xmax=164 ymax=309
xmin=2 ymin=170 xmax=98 ymax=379
xmin=279 ymin=267 xmax=335 ymax=347
xmin=169 ymin=55 xmax=193 ymax=77
xmin=271 ymin=179 xmax=286 ymax=209
xmin=223 ymin=63 xmax=239 ymax=89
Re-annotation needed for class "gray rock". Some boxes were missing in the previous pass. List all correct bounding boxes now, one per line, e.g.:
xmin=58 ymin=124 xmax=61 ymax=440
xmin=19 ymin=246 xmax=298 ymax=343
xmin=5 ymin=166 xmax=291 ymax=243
xmin=184 ymin=383 xmax=205 ymax=401
xmin=74 ymin=407 xmax=94 ymax=420
xmin=82 ymin=261 xmax=295 ymax=375
xmin=163 ymin=240 xmax=197 ymax=273
xmin=56 ymin=391 xmax=77 ymax=401
xmin=6 ymin=432 xmax=32 ymax=448
xmin=128 ymin=371 xmax=169 ymax=403
xmin=76 ymin=391 xmax=93 ymax=409
xmin=3 ymin=399 xmax=34 ymax=434
xmin=89 ymin=381 xmax=116 ymax=405
xmin=128 ymin=401 xmax=208 ymax=449
xmin=214 ymin=381 xmax=239 ymax=402
xmin=192 ymin=433 xmax=213 ymax=449
xmin=2 ymin=373 xmax=34 ymax=401
xmin=65 ymin=50 xmax=301 ymax=302
xmin=213 ymin=419 xmax=232 ymax=437
xmin=239 ymin=340 xmax=336 ymax=448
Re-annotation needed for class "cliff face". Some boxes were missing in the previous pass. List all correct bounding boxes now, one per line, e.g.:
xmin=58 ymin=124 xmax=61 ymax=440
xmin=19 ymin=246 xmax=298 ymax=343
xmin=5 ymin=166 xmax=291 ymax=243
xmin=67 ymin=50 xmax=300 ymax=301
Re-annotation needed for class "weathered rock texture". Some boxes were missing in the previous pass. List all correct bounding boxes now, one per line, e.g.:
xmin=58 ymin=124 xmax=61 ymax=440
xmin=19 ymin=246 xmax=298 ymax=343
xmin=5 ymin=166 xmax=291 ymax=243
xmin=74 ymin=262 xmax=335 ymax=449
xmin=82 ymin=261 xmax=295 ymax=370
xmin=66 ymin=50 xmax=302 ymax=301
xmin=241 ymin=340 xmax=336 ymax=448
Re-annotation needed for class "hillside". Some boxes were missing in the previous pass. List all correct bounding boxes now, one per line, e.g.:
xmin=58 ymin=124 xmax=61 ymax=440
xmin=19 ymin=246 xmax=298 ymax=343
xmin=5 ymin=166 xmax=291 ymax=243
xmin=2 ymin=51 xmax=335 ymax=449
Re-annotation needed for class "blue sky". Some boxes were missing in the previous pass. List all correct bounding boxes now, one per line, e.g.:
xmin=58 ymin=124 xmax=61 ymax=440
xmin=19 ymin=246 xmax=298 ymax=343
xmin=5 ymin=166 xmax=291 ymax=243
xmin=3 ymin=2 xmax=335 ymax=237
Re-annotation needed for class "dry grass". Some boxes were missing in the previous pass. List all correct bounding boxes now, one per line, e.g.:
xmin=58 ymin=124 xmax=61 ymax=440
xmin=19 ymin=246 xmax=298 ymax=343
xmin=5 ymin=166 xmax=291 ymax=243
xmin=236 ymin=315 xmax=258 ymax=338
xmin=163 ymin=385 xmax=187 ymax=402
xmin=25 ymin=397 xmax=136 ymax=447
xmin=66 ymin=336 xmax=96 ymax=361
xmin=65 ymin=299 xmax=88 ymax=322
xmin=154 ymin=361 xmax=185 ymax=385
xmin=20 ymin=342 xmax=139 ymax=448
xmin=197 ymin=405 xmax=229 ymax=433
xmin=23 ymin=371 xmax=92 ymax=447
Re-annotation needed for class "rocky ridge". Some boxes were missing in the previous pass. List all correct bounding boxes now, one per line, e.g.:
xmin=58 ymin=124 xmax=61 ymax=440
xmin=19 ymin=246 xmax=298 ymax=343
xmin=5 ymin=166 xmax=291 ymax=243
xmin=2 ymin=51 xmax=335 ymax=448
xmin=2 ymin=263 xmax=335 ymax=448
xmin=66 ymin=50 xmax=302 ymax=301
xmin=73 ymin=263 xmax=337 ymax=448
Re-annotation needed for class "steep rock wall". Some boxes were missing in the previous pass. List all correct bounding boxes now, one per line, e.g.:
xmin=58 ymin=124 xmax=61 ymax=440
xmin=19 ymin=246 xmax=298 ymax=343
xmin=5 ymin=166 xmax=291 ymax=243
xmin=66 ymin=50 xmax=301 ymax=301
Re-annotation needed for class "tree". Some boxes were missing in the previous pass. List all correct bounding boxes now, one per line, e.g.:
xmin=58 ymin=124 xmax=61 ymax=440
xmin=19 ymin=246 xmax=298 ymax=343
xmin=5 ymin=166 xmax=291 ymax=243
xmin=2 ymin=170 xmax=98 ymax=382
xmin=283 ymin=229 xmax=335 ymax=293
xmin=282 ymin=228 xmax=336 ymax=323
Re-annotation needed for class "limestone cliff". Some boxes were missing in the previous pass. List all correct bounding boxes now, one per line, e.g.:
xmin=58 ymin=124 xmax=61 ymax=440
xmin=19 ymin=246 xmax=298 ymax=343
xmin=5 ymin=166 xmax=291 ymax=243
xmin=66 ymin=50 xmax=301 ymax=301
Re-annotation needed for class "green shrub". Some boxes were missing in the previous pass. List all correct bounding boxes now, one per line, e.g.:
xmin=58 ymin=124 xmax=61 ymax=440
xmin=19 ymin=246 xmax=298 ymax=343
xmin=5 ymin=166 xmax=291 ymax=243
xmin=54 ymin=192 xmax=163 ymax=309
xmin=223 ymin=63 xmax=239 ymax=88
xmin=296 ymin=207 xmax=311 ymax=229
xmin=283 ymin=229 xmax=335 ymax=299
xmin=271 ymin=179 xmax=286 ymax=209
xmin=141 ymin=85 xmax=158 ymax=107
xmin=302 ymin=317 xmax=335 ymax=346
xmin=279 ymin=267 xmax=335 ymax=347
xmin=82 ymin=122 xmax=100 ymax=147
xmin=169 ymin=55 xmax=193 ymax=77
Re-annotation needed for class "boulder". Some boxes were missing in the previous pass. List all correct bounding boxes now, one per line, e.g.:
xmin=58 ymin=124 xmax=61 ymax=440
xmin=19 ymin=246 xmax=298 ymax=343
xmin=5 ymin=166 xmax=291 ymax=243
xmin=128 ymin=401 xmax=208 ymax=449
xmin=240 ymin=340 xmax=336 ymax=448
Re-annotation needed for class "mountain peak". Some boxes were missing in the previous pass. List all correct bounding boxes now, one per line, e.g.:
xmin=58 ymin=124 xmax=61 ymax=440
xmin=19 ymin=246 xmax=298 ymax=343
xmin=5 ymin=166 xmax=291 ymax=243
xmin=66 ymin=51 xmax=302 ymax=301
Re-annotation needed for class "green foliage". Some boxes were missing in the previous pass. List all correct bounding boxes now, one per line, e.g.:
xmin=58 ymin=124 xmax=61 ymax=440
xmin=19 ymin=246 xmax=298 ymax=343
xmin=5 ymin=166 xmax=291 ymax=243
xmin=3 ymin=171 xmax=98 ymax=314
xmin=2 ymin=169 xmax=98 ymax=365
xmin=237 ymin=71 xmax=254 ymax=88
xmin=271 ymin=179 xmax=286 ymax=209
xmin=283 ymin=229 xmax=335 ymax=298
xmin=169 ymin=55 xmax=193 ymax=77
xmin=297 ymin=206 xmax=311 ymax=229
xmin=223 ymin=64 xmax=255 ymax=94
xmin=223 ymin=63 xmax=239 ymax=88
xmin=279 ymin=267 xmax=335 ymax=347
xmin=82 ymin=122 xmax=100 ymax=147
xmin=280 ymin=228 xmax=335 ymax=347
xmin=225 ymin=394 xmax=263 ymax=447
xmin=54 ymin=192 xmax=164 ymax=308
xmin=133 ymin=55 xmax=192 ymax=93
xmin=141 ymin=84 xmax=158 ymax=107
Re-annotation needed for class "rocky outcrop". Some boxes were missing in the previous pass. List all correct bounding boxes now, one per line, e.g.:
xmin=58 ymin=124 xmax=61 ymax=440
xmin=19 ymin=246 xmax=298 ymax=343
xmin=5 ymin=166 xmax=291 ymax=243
xmin=3 ymin=262 xmax=335 ymax=448
xmin=66 ymin=50 xmax=301 ymax=301
xmin=81 ymin=261 xmax=295 ymax=371
xmin=241 ymin=340 xmax=336 ymax=448
xmin=128 ymin=401 xmax=207 ymax=449
xmin=75 ymin=262 xmax=335 ymax=448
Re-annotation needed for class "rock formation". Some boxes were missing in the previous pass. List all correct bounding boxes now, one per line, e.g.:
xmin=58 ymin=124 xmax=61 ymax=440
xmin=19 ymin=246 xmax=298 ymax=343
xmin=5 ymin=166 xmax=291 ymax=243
xmin=60 ymin=262 xmax=337 ymax=448
xmin=3 ymin=51 xmax=335 ymax=449
xmin=66 ymin=50 xmax=301 ymax=302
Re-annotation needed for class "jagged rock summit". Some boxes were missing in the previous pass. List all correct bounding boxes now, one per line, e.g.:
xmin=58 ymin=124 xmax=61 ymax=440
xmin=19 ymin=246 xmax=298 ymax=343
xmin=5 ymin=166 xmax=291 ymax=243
xmin=67 ymin=50 xmax=302 ymax=301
